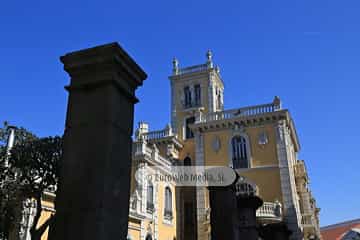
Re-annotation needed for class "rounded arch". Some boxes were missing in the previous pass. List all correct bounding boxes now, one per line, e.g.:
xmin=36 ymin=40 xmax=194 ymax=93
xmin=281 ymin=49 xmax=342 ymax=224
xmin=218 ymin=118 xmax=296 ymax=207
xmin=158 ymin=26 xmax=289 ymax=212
xmin=228 ymin=132 xmax=252 ymax=169
xmin=184 ymin=156 xmax=192 ymax=166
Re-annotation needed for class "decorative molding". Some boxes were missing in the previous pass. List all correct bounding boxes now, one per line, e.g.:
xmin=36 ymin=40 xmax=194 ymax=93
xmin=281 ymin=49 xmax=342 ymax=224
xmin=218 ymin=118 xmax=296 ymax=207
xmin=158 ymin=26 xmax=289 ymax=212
xmin=211 ymin=136 xmax=221 ymax=153
xmin=258 ymin=131 xmax=269 ymax=148
xmin=195 ymin=132 xmax=208 ymax=240
xmin=275 ymin=121 xmax=303 ymax=239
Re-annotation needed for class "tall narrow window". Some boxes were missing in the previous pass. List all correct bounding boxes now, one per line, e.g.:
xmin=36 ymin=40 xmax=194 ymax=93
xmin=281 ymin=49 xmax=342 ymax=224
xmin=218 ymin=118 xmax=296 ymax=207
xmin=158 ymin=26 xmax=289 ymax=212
xmin=184 ymin=86 xmax=192 ymax=108
xmin=194 ymin=84 xmax=201 ymax=106
xmin=217 ymin=91 xmax=222 ymax=110
xmin=185 ymin=117 xmax=195 ymax=139
xmin=164 ymin=187 xmax=173 ymax=219
xmin=231 ymin=136 xmax=249 ymax=168
xmin=147 ymin=181 xmax=154 ymax=212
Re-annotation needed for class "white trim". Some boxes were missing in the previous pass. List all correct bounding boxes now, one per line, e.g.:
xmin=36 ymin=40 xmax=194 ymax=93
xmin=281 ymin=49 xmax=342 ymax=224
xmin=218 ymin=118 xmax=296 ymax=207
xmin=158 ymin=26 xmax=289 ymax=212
xmin=195 ymin=132 xmax=207 ymax=239
xmin=275 ymin=121 xmax=303 ymax=239
xmin=234 ymin=165 xmax=278 ymax=173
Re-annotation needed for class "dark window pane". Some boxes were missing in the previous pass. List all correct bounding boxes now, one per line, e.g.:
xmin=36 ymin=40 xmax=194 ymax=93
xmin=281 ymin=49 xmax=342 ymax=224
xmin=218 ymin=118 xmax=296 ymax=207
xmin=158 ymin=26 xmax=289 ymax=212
xmin=232 ymin=136 xmax=249 ymax=168
xmin=185 ymin=117 xmax=195 ymax=139
xmin=194 ymin=84 xmax=201 ymax=106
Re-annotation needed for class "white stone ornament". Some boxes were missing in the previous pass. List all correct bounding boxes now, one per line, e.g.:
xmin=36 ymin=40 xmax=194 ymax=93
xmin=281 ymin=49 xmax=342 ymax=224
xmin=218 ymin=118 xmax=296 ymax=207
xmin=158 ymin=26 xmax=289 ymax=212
xmin=211 ymin=136 xmax=221 ymax=152
xmin=258 ymin=131 xmax=268 ymax=147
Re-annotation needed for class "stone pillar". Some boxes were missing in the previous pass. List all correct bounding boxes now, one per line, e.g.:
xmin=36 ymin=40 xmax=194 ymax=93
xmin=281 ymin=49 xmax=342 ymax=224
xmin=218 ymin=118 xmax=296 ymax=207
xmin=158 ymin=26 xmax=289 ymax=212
xmin=208 ymin=185 xmax=238 ymax=240
xmin=236 ymin=196 xmax=263 ymax=240
xmin=49 ymin=43 xmax=147 ymax=240
xmin=260 ymin=223 xmax=292 ymax=240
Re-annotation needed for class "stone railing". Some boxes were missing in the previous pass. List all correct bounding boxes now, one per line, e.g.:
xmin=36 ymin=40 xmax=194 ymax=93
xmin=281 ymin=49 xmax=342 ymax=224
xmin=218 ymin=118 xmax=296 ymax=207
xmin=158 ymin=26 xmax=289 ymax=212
xmin=178 ymin=63 xmax=208 ymax=75
xmin=181 ymin=99 xmax=202 ymax=110
xmin=133 ymin=141 xmax=171 ymax=168
xmin=256 ymin=202 xmax=282 ymax=223
xmin=140 ymin=126 xmax=173 ymax=141
xmin=199 ymin=102 xmax=281 ymax=123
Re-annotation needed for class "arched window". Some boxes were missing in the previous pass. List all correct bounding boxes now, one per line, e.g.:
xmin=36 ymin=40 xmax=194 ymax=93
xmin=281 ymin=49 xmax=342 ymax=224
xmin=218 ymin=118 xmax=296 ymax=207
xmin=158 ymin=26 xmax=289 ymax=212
xmin=164 ymin=186 xmax=173 ymax=219
xmin=184 ymin=157 xmax=192 ymax=166
xmin=231 ymin=136 xmax=249 ymax=168
xmin=147 ymin=181 xmax=154 ymax=212
xmin=184 ymin=86 xmax=192 ymax=108
xmin=185 ymin=117 xmax=195 ymax=139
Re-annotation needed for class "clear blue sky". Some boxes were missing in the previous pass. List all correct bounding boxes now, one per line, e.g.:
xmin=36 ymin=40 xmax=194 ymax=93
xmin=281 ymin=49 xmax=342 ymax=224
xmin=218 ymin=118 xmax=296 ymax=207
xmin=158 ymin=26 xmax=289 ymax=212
xmin=1 ymin=0 xmax=359 ymax=227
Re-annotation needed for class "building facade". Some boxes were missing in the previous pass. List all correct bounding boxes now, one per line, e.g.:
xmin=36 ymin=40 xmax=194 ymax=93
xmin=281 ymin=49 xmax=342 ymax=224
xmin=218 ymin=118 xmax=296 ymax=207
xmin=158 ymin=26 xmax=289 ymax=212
xmin=26 ymin=51 xmax=320 ymax=240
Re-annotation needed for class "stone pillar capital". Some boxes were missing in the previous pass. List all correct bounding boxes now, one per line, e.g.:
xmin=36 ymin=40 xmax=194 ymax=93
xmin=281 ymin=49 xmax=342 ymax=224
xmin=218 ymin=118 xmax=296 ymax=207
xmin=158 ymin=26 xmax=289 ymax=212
xmin=61 ymin=42 xmax=147 ymax=103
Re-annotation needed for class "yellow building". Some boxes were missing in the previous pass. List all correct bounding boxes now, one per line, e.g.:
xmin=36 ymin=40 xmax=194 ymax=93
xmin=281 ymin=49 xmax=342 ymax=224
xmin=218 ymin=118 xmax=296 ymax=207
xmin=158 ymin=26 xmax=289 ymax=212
xmin=30 ymin=50 xmax=320 ymax=240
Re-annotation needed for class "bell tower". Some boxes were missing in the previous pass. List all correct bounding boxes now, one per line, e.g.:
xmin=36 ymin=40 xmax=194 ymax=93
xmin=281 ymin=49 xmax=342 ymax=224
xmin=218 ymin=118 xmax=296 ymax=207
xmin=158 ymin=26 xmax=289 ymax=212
xmin=169 ymin=50 xmax=224 ymax=140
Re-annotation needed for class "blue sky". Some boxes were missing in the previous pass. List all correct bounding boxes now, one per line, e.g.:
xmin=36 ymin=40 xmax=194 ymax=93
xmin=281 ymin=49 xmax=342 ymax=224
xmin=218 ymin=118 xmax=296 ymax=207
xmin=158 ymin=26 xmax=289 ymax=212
xmin=1 ymin=0 xmax=359 ymax=226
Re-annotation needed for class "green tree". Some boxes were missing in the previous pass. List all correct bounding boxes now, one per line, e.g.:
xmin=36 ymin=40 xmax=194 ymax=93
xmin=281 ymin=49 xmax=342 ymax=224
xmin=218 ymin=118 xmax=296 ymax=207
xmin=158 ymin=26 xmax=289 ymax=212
xmin=0 ymin=122 xmax=62 ymax=240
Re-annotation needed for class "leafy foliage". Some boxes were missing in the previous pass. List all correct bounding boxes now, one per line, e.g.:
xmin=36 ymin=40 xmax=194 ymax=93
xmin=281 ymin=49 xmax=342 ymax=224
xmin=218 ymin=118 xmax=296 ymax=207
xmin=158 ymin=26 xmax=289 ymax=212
xmin=0 ymin=122 xmax=62 ymax=240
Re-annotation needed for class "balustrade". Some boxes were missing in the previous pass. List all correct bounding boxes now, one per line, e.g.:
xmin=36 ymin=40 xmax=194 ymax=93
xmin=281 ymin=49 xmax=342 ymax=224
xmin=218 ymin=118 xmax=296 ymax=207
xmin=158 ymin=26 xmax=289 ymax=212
xmin=177 ymin=63 xmax=208 ymax=75
xmin=200 ymin=102 xmax=280 ymax=123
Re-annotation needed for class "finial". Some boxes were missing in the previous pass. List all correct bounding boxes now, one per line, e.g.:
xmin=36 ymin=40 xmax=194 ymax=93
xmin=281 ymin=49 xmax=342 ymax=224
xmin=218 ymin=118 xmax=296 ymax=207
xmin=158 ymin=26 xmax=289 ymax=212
xmin=273 ymin=96 xmax=281 ymax=110
xmin=215 ymin=65 xmax=220 ymax=74
xmin=172 ymin=57 xmax=179 ymax=75
xmin=206 ymin=50 xmax=213 ymax=68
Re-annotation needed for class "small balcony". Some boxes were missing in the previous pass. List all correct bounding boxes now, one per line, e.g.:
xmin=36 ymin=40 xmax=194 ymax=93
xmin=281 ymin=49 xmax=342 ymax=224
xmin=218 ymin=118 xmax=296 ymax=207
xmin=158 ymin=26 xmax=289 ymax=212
xmin=164 ymin=209 xmax=173 ymax=220
xmin=139 ymin=126 xmax=174 ymax=141
xmin=256 ymin=201 xmax=283 ymax=224
xmin=146 ymin=202 xmax=154 ymax=213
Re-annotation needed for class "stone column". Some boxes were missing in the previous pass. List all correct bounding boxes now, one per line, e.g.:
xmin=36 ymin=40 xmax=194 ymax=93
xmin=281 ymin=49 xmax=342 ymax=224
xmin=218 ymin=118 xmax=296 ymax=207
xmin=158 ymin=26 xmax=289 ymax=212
xmin=49 ymin=43 xmax=147 ymax=240
xmin=208 ymin=185 xmax=239 ymax=240
xmin=260 ymin=223 xmax=292 ymax=240
xmin=236 ymin=196 xmax=263 ymax=240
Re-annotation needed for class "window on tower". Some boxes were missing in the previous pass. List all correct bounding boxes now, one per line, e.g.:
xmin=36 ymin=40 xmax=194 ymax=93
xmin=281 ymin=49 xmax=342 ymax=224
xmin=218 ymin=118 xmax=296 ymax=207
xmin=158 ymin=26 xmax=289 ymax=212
xmin=217 ymin=91 xmax=222 ymax=110
xmin=184 ymin=86 xmax=192 ymax=108
xmin=194 ymin=84 xmax=201 ymax=106
xmin=231 ymin=136 xmax=249 ymax=168
xmin=185 ymin=117 xmax=195 ymax=139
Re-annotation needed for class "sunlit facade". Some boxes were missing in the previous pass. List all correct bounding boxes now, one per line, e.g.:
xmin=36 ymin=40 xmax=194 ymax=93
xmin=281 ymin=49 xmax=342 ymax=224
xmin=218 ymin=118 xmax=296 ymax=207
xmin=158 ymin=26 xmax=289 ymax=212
xmin=30 ymin=51 xmax=321 ymax=240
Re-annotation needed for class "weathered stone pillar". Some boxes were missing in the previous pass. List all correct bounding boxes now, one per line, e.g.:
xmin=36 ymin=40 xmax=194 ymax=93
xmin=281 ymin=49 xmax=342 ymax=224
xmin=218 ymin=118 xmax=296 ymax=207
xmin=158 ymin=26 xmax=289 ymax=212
xmin=260 ymin=223 xmax=292 ymax=240
xmin=50 ymin=43 xmax=146 ymax=240
xmin=208 ymin=185 xmax=239 ymax=240
xmin=236 ymin=196 xmax=263 ymax=240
